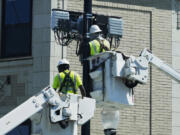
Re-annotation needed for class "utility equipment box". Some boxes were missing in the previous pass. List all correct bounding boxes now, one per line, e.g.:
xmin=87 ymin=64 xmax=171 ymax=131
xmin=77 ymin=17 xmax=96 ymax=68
xmin=51 ymin=10 xmax=70 ymax=30
xmin=108 ymin=18 xmax=123 ymax=37
xmin=88 ymin=51 xmax=134 ymax=109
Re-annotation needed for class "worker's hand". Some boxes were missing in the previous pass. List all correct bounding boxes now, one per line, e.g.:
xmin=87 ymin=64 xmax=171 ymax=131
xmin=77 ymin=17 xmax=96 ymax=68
xmin=79 ymin=85 xmax=86 ymax=99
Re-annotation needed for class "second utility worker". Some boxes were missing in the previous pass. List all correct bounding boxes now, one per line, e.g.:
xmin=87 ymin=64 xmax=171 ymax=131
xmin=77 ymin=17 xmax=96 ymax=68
xmin=89 ymin=25 xmax=110 ymax=56
xmin=53 ymin=59 xmax=86 ymax=98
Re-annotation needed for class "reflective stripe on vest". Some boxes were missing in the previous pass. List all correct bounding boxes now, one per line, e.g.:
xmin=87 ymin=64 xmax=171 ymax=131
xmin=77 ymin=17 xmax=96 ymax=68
xmin=89 ymin=40 xmax=100 ymax=56
xmin=57 ymin=74 xmax=62 ymax=92
xmin=91 ymin=40 xmax=97 ymax=54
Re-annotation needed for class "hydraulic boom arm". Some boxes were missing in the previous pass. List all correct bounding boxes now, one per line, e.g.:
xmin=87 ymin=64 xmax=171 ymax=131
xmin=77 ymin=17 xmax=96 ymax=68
xmin=0 ymin=86 xmax=95 ymax=135
xmin=141 ymin=49 xmax=180 ymax=83
xmin=0 ymin=86 xmax=60 ymax=135
xmin=124 ymin=48 xmax=180 ymax=84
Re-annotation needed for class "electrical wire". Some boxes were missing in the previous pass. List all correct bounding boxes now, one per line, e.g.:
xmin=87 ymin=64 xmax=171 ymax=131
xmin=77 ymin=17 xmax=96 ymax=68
xmin=55 ymin=30 xmax=80 ymax=47
xmin=76 ymin=40 xmax=80 ymax=56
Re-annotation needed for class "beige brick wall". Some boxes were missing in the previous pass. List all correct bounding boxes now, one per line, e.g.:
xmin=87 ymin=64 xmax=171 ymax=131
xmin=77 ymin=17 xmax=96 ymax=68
xmin=0 ymin=0 xmax=173 ymax=135
xmin=66 ymin=0 xmax=172 ymax=135
xmin=172 ymin=0 xmax=180 ymax=134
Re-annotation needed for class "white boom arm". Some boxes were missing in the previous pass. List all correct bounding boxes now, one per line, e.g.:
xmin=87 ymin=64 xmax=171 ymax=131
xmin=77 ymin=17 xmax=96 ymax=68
xmin=87 ymin=49 xmax=180 ymax=109
xmin=87 ymin=49 xmax=180 ymax=135
xmin=124 ymin=48 xmax=180 ymax=84
xmin=0 ymin=86 xmax=96 ymax=135
xmin=141 ymin=49 xmax=180 ymax=83
xmin=0 ymin=86 xmax=56 ymax=135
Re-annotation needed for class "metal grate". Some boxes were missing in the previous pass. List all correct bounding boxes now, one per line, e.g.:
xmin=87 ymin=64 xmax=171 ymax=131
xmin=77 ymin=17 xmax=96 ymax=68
xmin=108 ymin=17 xmax=123 ymax=37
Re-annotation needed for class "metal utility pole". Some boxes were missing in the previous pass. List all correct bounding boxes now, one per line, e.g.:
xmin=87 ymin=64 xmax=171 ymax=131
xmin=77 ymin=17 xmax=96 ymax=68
xmin=81 ymin=0 xmax=92 ymax=135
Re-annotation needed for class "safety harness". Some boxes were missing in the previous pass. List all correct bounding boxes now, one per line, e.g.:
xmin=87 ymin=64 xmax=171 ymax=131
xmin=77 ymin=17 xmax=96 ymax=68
xmin=57 ymin=71 xmax=76 ymax=94
xmin=98 ymin=39 xmax=109 ymax=52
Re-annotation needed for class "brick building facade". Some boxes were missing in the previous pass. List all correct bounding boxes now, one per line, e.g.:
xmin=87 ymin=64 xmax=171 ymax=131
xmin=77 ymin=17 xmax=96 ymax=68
xmin=0 ymin=0 xmax=180 ymax=135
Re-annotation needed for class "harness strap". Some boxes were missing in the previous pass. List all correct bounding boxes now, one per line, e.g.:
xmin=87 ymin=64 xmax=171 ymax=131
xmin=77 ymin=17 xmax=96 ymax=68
xmin=70 ymin=73 xmax=76 ymax=94
xmin=98 ymin=39 xmax=109 ymax=52
xmin=59 ymin=72 xmax=69 ymax=93
xmin=59 ymin=71 xmax=76 ymax=94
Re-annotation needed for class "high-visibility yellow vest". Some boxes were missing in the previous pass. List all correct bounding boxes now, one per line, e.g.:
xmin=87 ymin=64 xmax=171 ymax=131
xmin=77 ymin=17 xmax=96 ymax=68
xmin=53 ymin=70 xmax=82 ymax=94
xmin=89 ymin=39 xmax=110 ymax=56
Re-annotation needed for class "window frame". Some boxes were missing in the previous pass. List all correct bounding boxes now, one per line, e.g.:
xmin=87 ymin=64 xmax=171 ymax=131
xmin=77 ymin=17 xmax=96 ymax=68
xmin=1 ymin=0 xmax=33 ymax=59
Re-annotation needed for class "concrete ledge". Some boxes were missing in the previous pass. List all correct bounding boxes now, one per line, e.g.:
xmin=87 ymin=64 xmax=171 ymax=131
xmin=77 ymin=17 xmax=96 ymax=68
xmin=0 ymin=57 xmax=33 ymax=68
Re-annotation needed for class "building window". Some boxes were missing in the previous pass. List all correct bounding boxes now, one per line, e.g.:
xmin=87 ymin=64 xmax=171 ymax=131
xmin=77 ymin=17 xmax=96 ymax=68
xmin=1 ymin=0 xmax=32 ymax=58
xmin=7 ymin=119 xmax=31 ymax=135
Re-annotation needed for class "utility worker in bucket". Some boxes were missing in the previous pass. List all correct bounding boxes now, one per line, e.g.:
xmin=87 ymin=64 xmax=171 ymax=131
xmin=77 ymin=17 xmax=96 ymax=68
xmin=52 ymin=59 xmax=86 ymax=129
xmin=53 ymin=59 xmax=86 ymax=98
xmin=88 ymin=24 xmax=110 ymax=56
xmin=89 ymin=25 xmax=119 ymax=135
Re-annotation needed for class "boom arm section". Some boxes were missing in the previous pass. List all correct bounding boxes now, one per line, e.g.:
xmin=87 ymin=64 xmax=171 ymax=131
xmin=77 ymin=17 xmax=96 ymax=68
xmin=0 ymin=86 xmax=96 ymax=135
xmin=0 ymin=86 xmax=60 ymax=135
xmin=124 ymin=48 xmax=180 ymax=84
xmin=141 ymin=49 xmax=180 ymax=83
xmin=87 ymin=49 xmax=180 ymax=110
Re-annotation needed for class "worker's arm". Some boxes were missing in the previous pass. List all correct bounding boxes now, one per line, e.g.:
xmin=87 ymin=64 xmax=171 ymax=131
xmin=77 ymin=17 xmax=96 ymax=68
xmin=79 ymin=85 xmax=86 ymax=98
xmin=52 ymin=75 xmax=60 ymax=90
xmin=75 ymin=73 xmax=86 ymax=97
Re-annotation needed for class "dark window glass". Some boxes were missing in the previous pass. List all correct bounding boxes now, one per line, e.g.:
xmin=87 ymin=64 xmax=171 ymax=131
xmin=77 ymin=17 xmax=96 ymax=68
xmin=1 ymin=0 xmax=32 ymax=58
xmin=7 ymin=119 xmax=31 ymax=135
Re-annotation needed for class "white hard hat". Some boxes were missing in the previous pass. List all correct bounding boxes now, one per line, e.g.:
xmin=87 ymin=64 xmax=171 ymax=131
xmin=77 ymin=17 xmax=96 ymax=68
xmin=57 ymin=59 xmax=69 ymax=67
xmin=89 ymin=25 xmax=102 ymax=34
